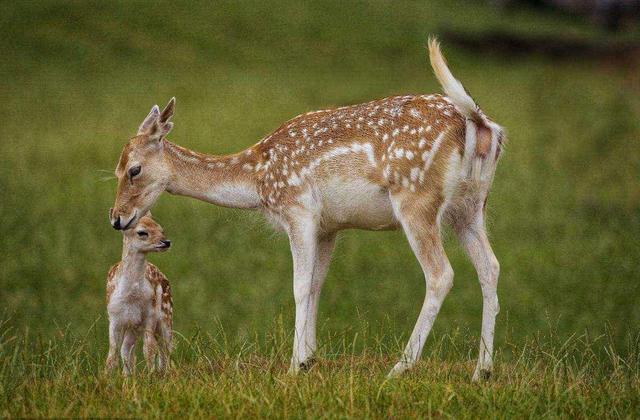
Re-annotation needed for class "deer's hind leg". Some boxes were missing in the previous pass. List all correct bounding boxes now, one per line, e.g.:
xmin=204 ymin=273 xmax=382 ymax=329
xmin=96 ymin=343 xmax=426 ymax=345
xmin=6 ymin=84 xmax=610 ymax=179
xmin=143 ymin=327 xmax=158 ymax=372
xmin=388 ymin=189 xmax=454 ymax=377
xmin=157 ymin=318 xmax=172 ymax=372
xmin=452 ymin=205 xmax=500 ymax=381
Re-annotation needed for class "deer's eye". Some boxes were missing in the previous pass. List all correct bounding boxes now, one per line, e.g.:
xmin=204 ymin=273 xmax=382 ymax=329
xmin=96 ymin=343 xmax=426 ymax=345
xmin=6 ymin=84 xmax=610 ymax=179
xmin=128 ymin=165 xmax=141 ymax=179
xmin=137 ymin=231 xmax=148 ymax=238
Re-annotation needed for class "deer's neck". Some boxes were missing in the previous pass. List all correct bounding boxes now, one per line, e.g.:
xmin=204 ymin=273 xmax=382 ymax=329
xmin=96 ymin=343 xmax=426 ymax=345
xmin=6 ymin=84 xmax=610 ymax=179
xmin=163 ymin=140 xmax=261 ymax=209
xmin=119 ymin=246 xmax=147 ymax=287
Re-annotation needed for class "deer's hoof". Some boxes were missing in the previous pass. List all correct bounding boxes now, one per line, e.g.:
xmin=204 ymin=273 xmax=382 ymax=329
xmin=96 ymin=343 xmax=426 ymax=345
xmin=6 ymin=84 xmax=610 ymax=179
xmin=472 ymin=368 xmax=492 ymax=382
xmin=288 ymin=357 xmax=316 ymax=374
xmin=299 ymin=357 xmax=316 ymax=371
xmin=387 ymin=361 xmax=412 ymax=378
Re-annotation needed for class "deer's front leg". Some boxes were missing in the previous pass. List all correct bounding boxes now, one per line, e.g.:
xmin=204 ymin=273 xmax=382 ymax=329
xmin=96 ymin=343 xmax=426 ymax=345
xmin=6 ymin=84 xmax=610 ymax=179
xmin=105 ymin=322 xmax=123 ymax=372
xmin=120 ymin=330 xmax=137 ymax=376
xmin=305 ymin=234 xmax=336 ymax=359
xmin=287 ymin=214 xmax=320 ymax=374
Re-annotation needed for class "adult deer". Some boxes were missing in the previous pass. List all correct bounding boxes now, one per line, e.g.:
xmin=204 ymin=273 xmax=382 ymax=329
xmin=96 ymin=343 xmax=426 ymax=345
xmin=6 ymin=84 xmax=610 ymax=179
xmin=109 ymin=39 xmax=504 ymax=380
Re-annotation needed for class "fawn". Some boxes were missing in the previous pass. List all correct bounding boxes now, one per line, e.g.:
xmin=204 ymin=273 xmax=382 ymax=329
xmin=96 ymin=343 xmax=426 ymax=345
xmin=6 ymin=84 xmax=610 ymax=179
xmin=105 ymin=215 xmax=173 ymax=375
xmin=109 ymin=39 xmax=504 ymax=380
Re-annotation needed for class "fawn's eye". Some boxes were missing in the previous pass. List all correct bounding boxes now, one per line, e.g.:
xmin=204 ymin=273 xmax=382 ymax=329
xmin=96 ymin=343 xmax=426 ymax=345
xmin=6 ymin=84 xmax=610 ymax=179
xmin=128 ymin=165 xmax=141 ymax=179
xmin=137 ymin=231 xmax=148 ymax=238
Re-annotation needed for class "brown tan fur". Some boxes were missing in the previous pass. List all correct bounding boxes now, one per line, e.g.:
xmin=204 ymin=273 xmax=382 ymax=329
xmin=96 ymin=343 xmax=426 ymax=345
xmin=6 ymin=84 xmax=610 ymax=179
xmin=254 ymin=94 xmax=465 ymax=207
xmin=110 ymin=94 xmax=471 ymax=228
xmin=108 ymin=40 xmax=505 ymax=380
xmin=106 ymin=262 xmax=173 ymax=324
xmin=105 ymin=216 xmax=173 ymax=375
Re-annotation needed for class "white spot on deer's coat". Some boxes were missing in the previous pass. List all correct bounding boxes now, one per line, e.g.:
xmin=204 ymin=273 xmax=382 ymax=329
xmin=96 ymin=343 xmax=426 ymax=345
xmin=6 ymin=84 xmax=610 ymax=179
xmin=422 ymin=132 xmax=446 ymax=171
xmin=288 ymin=172 xmax=302 ymax=186
xmin=410 ymin=167 xmax=419 ymax=182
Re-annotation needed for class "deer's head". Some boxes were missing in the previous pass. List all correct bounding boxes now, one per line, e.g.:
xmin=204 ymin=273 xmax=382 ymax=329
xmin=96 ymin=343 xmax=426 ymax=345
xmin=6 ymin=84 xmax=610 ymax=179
xmin=110 ymin=98 xmax=175 ymax=230
xmin=123 ymin=215 xmax=171 ymax=253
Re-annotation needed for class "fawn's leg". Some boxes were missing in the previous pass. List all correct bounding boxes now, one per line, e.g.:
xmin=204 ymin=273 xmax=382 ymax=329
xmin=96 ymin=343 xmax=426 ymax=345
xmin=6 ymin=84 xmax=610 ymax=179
xmin=287 ymin=212 xmax=322 ymax=373
xmin=105 ymin=322 xmax=123 ymax=371
xmin=157 ymin=321 xmax=172 ymax=372
xmin=120 ymin=330 xmax=137 ymax=376
xmin=388 ymin=192 xmax=453 ymax=377
xmin=143 ymin=328 xmax=158 ymax=372
xmin=454 ymin=209 xmax=500 ymax=381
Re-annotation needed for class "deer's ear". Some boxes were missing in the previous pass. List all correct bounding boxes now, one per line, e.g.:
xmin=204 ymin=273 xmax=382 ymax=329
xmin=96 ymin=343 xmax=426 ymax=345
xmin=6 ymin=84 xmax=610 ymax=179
xmin=144 ymin=97 xmax=175 ymax=142
xmin=159 ymin=97 xmax=175 ymax=124
xmin=147 ymin=120 xmax=173 ymax=142
xmin=138 ymin=105 xmax=160 ymax=135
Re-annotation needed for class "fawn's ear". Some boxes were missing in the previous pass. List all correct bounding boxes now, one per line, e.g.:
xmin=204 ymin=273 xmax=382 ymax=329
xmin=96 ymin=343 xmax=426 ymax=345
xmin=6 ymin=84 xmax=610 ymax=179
xmin=138 ymin=105 xmax=160 ymax=135
xmin=145 ymin=97 xmax=175 ymax=142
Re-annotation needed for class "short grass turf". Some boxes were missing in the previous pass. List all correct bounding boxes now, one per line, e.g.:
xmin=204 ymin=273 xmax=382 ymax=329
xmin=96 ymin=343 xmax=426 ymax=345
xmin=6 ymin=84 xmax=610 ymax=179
xmin=0 ymin=0 xmax=639 ymax=417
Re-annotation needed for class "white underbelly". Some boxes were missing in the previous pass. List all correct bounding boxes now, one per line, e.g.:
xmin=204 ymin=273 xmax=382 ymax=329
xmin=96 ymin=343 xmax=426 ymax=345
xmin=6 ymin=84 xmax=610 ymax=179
xmin=319 ymin=178 xmax=398 ymax=232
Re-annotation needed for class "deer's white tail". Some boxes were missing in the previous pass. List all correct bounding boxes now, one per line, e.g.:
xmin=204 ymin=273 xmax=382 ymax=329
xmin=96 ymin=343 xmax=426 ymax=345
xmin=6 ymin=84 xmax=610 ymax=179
xmin=429 ymin=37 xmax=505 ymax=167
xmin=428 ymin=38 xmax=481 ymax=122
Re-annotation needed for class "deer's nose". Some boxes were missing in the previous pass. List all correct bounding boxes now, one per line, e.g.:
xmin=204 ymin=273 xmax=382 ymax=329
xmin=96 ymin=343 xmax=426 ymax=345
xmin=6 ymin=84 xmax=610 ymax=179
xmin=112 ymin=216 xmax=122 ymax=230
xmin=160 ymin=240 xmax=171 ymax=248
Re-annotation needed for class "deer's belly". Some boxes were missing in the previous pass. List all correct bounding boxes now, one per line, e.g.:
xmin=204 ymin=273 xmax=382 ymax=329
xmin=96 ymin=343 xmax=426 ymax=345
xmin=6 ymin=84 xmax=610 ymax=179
xmin=319 ymin=178 xmax=398 ymax=232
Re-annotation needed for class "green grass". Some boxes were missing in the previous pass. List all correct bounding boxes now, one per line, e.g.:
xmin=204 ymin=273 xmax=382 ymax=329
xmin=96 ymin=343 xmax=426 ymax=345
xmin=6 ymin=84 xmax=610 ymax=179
xmin=1 ymin=321 xmax=639 ymax=418
xmin=0 ymin=0 xmax=639 ymax=417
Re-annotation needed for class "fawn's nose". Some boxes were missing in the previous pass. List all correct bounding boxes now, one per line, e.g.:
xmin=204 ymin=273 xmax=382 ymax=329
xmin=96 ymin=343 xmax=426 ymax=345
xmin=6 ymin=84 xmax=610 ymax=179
xmin=160 ymin=240 xmax=171 ymax=248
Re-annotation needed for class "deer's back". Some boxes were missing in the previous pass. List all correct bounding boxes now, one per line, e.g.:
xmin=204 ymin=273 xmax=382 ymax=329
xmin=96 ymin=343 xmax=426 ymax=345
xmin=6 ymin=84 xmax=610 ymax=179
xmin=251 ymin=94 xmax=466 ymax=230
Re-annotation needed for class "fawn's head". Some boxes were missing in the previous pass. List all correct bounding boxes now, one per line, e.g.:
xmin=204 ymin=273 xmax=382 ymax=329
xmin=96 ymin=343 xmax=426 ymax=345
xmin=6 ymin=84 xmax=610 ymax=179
xmin=110 ymin=98 xmax=175 ymax=230
xmin=123 ymin=215 xmax=171 ymax=253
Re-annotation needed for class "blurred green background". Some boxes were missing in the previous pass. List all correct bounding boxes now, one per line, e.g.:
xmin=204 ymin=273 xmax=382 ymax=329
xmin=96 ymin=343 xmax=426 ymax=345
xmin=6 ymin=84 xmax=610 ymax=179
xmin=0 ymin=0 xmax=638 ymax=353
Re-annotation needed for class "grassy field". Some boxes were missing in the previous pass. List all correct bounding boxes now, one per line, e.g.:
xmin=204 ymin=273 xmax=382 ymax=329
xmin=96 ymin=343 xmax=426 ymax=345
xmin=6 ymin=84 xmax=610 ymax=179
xmin=1 ymin=321 xmax=639 ymax=417
xmin=1 ymin=0 xmax=639 ymax=417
